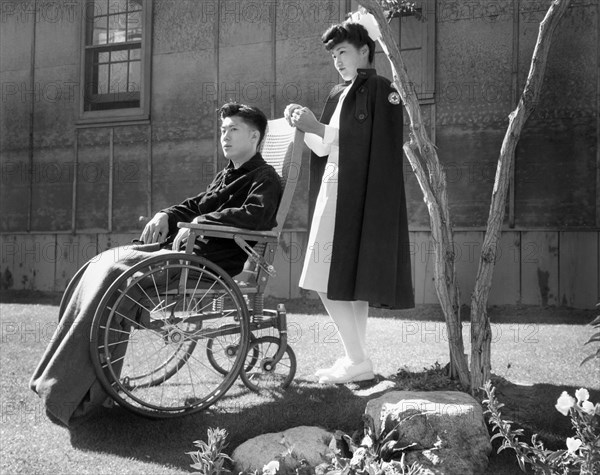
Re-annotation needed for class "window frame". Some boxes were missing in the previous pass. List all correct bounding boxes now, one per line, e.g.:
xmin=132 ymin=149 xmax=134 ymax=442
xmin=399 ymin=0 xmax=436 ymax=105
xmin=368 ymin=0 xmax=436 ymax=105
xmin=77 ymin=0 xmax=152 ymax=125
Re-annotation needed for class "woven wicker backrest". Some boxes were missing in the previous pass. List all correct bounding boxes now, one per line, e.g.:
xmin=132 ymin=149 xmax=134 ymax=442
xmin=259 ymin=118 xmax=304 ymax=233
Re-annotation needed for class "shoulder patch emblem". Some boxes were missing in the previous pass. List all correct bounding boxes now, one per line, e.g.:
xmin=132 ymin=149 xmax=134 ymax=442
xmin=388 ymin=91 xmax=401 ymax=105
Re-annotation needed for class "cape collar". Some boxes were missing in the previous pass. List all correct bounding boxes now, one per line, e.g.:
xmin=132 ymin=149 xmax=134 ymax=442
xmin=344 ymin=68 xmax=376 ymax=85
xmin=341 ymin=68 xmax=376 ymax=97
xmin=320 ymin=69 xmax=378 ymax=123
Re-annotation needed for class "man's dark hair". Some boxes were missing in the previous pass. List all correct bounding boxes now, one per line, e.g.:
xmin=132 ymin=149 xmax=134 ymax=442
xmin=219 ymin=102 xmax=268 ymax=146
xmin=322 ymin=21 xmax=375 ymax=64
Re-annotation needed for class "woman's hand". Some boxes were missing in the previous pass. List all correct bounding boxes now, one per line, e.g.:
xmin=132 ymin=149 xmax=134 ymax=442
xmin=290 ymin=106 xmax=325 ymax=137
xmin=284 ymin=103 xmax=303 ymax=127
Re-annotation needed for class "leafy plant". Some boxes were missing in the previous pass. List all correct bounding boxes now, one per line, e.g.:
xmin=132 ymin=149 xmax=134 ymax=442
xmin=187 ymin=427 xmax=232 ymax=475
xmin=483 ymin=381 xmax=600 ymax=474
xmin=377 ymin=1 xmax=424 ymax=21
xmin=315 ymin=414 xmax=425 ymax=475
xmin=581 ymin=305 xmax=600 ymax=366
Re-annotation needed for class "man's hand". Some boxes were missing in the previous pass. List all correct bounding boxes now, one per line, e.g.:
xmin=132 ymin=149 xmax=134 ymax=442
xmin=284 ymin=104 xmax=303 ymax=127
xmin=171 ymin=226 xmax=191 ymax=252
xmin=140 ymin=212 xmax=169 ymax=244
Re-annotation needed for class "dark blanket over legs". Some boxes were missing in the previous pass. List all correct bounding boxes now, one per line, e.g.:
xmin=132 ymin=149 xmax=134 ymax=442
xmin=29 ymin=244 xmax=169 ymax=426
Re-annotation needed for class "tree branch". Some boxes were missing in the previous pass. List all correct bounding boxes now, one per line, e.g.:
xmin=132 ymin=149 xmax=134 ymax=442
xmin=360 ymin=0 xmax=470 ymax=388
xmin=469 ymin=0 xmax=572 ymax=392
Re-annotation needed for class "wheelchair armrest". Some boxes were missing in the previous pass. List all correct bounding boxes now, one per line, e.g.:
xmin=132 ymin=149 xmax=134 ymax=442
xmin=178 ymin=222 xmax=279 ymax=243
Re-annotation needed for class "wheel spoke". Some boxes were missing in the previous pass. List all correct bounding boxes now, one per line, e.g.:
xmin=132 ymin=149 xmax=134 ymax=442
xmin=90 ymin=253 xmax=250 ymax=418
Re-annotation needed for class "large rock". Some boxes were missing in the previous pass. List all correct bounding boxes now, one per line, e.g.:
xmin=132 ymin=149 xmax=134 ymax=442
xmin=365 ymin=391 xmax=491 ymax=475
xmin=232 ymin=426 xmax=334 ymax=474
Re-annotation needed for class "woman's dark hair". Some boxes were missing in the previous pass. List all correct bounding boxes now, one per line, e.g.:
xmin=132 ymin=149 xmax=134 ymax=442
xmin=322 ymin=21 xmax=375 ymax=63
xmin=218 ymin=102 xmax=268 ymax=146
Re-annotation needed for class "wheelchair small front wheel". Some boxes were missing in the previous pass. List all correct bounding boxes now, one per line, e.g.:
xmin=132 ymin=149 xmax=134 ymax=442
xmin=206 ymin=329 xmax=257 ymax=376
xmin=240 ymin=336 xmax=296 ymax=392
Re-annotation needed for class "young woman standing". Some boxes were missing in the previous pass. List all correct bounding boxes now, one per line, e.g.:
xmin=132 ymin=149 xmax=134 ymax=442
xmin=285 ymin=14 xmax=414 ymax=384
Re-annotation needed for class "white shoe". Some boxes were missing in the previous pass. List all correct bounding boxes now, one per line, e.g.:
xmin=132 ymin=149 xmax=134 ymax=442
xmin=318 ymin=358 xmax=374 ymax=384
xmin=315 ymin=357 xmax=350 ymax=378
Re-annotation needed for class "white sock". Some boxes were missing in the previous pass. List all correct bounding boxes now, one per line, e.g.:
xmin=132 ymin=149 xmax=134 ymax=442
xmin=351 ymin=300 xmax=369 ymax=356
xmin=318 ymin=292 xmax=368 ymax=364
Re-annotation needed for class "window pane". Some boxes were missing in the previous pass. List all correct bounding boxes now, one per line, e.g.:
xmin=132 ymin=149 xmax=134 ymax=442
xmin=109 ymin=0 xmax=127 ymax=14
xmin=127 ymin=10 xmax=142 ymax=41
xmin=110 ymin=63 xmax=128 ymax=93
xmin=403 ymin=50 xmax=424 ymax=96
xmin=130 ymin=47 xmax=140 ymax=60
xmin=127 ymin=0 xmax=142 ymax=12
xmin=92 ymin=15 xmax=108 ymax=44
xmin=400 ymin=17 xmax=422 ymax=50
xmin=98 ymin=51 xmax=109 ymax=63
xmin=128 ymin=61 xmax=140 ymax=92
xmin=92 ymin=0 xmax=108 ymax=16
xmin=111 ymin=50 xmax=128 ymax=62
xmin=108 ymin=13 xmax=127 ymax=43
xmin=97 ymin=64 xmax=109 ymax=94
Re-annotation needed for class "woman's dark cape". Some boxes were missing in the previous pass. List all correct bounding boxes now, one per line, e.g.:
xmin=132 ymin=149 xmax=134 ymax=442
xmin=308 ymin=68 xmax=415 ymax=309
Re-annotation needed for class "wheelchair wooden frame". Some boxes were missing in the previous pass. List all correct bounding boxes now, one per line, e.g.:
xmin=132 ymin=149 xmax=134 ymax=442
xmin=179 ymin=117 xmax=304 ymax=341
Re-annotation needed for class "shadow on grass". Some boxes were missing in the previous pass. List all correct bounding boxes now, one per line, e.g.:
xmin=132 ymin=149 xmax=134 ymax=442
xmin=484 ymin=380 xmax=600 ymax=474
xmin=67 ymin=378 xmax=372 ymax=471
xmin=4 ymin=290 xmax=594 ymax=473
xmin=392 ymin=366 xmax=600 ymax=451
xmin=64 ymin=368 xmax=597 ymax=474
xmin=0 ymin=289 xmax=63 ymax=305
xmin=490 ymin=378 xmax=600 ymax=449
xmin=265 ymin=296 xmax=596 ymax=327
xmin=368 ymin=304 xmax=595 ymax=325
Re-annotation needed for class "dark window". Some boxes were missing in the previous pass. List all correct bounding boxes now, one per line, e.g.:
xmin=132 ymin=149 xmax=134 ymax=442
xmin=80 ymin=0 xmax=151 ymax=122
xmin=399 ymin=0 xmax=435 ymax=103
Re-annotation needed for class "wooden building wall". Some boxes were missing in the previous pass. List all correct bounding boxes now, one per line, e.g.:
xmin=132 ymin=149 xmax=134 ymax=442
xmin=1 ymin=229 xmax=598 ymax=308
xmin=1 ymin=0 xmax=598 ymax=309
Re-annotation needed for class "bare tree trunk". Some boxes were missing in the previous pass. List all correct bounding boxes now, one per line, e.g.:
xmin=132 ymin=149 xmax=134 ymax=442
xmin=360 ymin=0 xmax=470 ymax=389
xmin=470 ymin=0 xmax=572 ymax=394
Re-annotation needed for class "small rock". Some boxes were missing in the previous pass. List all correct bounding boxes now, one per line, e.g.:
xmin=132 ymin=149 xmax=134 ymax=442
xmin=232 ymin=426 xmax=334 ymax=474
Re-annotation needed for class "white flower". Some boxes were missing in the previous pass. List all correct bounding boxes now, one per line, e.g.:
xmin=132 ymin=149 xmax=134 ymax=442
xmin=575 ymin=388 xmax=590 ymax=403
xmin=555 ymin=392 xmax=576 ymax=416
xmin=348 ymin=8 xmax=382 ymax=41
xmin=581 ymin=400 xmax=595 ymax=415
xmin=566 ymin=437 xmax=582 ymax=453
xmin=262 ymin=460 xmax=279 ymax=475
xmin=350 ymin=447 xmax=367 ymax=467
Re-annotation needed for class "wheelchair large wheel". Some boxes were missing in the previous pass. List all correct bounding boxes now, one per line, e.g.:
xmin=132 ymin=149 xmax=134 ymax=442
xmin=90 ymin=252 xmax=250 ymax=418
xmin=240 ymin=336 xmax=296 ymax=392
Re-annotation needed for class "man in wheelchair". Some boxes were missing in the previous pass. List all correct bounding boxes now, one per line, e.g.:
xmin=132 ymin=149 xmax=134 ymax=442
xmin=140 ymin=102 xmax=282 ymax=276
xmin=30 ymin=102 xmax=283 ymax=426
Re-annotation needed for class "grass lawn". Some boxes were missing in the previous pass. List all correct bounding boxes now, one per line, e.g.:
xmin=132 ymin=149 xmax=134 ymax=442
xmin=1 ymin=293 xmax=598 ymax=474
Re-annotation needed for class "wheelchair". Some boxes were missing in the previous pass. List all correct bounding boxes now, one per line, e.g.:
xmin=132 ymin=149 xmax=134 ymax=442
xmin=57 ymin=119 xmax=304 ymax=419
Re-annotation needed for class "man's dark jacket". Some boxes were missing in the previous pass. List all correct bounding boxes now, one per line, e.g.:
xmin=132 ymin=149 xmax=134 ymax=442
xmin=309 ymin=69 xmax=414 ymax=309
xmin=162 ymin=152 xmax=282 ymax=276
